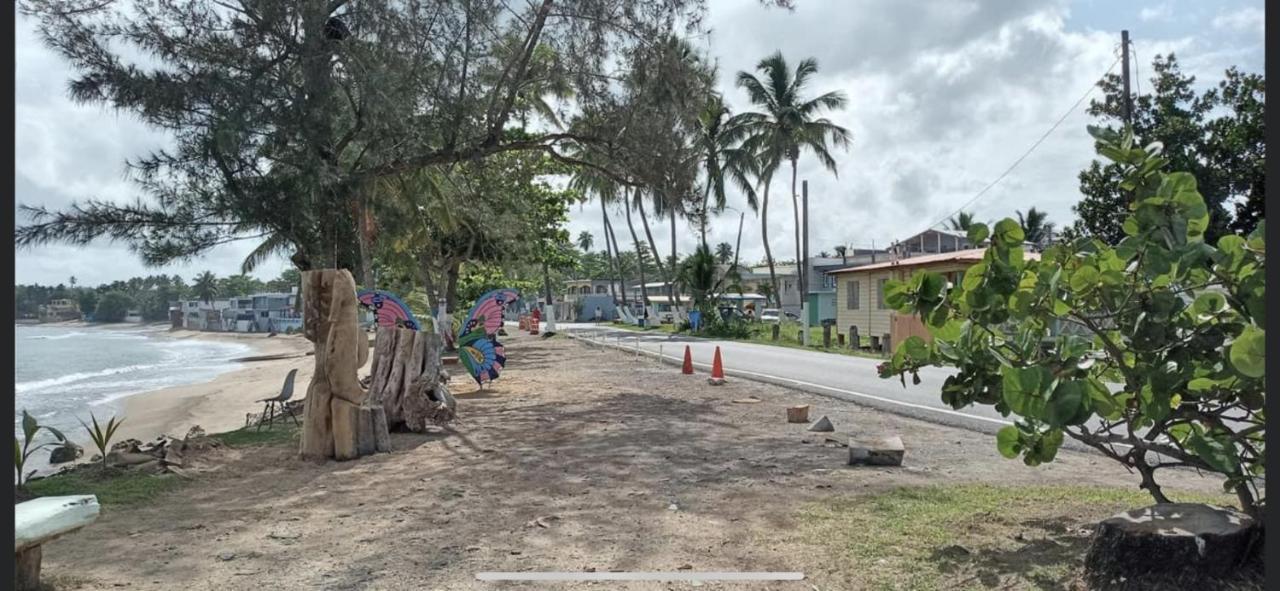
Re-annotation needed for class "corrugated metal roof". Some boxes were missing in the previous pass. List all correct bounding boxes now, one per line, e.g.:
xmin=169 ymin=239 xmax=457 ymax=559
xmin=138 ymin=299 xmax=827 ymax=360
xmin=828 ymin=248 xmax=1038 ymax=274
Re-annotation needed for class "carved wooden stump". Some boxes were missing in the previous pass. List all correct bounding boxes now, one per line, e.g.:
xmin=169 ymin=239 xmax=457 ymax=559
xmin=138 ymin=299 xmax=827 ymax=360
xmin=299 ymin=269 xmax=388 ymax=462
xmin=368 ymin=326 xmax=455 ymax=431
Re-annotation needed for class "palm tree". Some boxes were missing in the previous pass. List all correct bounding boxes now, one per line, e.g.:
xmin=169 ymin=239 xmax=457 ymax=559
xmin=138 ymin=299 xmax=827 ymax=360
xmin=622 ymin=187 xmax=652 ymax=308
xmin=193 ymin=271 xmax=218 ymax=305
xmin=576 ymin=231 xmax=594 ymax=253
xmin=694 ymin=94 xmax=759 ymax=247
xmin=569 ymin=166 xmax=628 ymax=307
xmin=736 ymin=52 xmax=851 ymax=305
xmin=1016 ymin=207 xmax=1056 ymax=246
xmin=946 ymin=211 xmax=977 ymax=234
xmin=833 ymin=245 xmax=848 ymax=264
xmin=715 ymin=242 xmax=734 ymax=264
xmin=818 ymin=250 xmax=831 ymax=258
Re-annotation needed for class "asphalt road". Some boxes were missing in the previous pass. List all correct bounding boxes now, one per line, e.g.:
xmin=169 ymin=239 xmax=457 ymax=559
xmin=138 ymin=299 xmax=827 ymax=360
xmin=556 ymin=323 xmax=1014 ymax=435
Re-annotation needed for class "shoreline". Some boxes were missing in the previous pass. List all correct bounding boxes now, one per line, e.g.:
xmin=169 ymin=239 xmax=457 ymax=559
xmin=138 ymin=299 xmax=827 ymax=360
xmin=114 ymin=330 xmax=316 ymax=443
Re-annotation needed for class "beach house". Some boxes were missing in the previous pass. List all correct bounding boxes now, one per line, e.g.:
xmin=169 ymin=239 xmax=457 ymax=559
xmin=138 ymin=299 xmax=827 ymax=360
xmin=37 ymin=299 xmax=82 ymax=323
xmin=829 ymin=248 xmax=1024 ymax=351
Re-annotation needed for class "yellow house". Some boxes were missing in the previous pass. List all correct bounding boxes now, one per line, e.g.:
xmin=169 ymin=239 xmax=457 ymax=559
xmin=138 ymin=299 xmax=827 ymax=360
xmin=829 ymin=248 xmax=1038 ymax=350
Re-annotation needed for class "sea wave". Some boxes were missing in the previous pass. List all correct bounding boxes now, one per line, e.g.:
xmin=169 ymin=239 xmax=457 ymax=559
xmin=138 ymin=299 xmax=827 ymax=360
xmin=25 ymin=331 xmax=88 ymax=341
xmin=14 ymin=363 xmax=164 ymax=394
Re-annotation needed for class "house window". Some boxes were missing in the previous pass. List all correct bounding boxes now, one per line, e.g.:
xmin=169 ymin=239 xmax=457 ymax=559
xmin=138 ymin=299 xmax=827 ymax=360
xmin=596 ymin=285 xmax=608 ymax=294
xmin=784 ymin=280 xmax=792 ymax=292
xmin=877 ymin=279 xmax=888 ymax=309
xmin=846 ymin=281 xmax=860 ymax=310
xmin=822 ymin=274 xmax=836 ymax=289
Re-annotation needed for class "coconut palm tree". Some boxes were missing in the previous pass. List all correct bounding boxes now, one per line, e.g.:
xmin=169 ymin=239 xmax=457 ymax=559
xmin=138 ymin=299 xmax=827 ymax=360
xmin=193 ymin=271 xmax=218 ymax=305
xmin=715 ymin=242 xmax=734 ymax=264
xmin=736 ymin=52 xmax=850 ymax=305
xmin=576 ymin=231 xmax=594 ymax=253
xmin=1016 ymin=207 xmax=1056 ymax=246
xmin=694 ymin=94 xmax=759 ymax=247
xmin=569 ymin=167 xmax=628 ymax=307
xmin=946 ymin=211 xmax=977 ymax=234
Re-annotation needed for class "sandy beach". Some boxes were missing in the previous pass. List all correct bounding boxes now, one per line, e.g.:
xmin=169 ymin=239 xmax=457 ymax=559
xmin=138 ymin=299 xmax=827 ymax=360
xmin=114 ymin=330 xmax=317 ymax=443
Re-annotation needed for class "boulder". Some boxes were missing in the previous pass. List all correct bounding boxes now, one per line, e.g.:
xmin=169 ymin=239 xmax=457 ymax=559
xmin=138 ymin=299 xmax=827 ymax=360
xmin=48 ymin=442 xmax=82 ymax=464
xmin=848 ymin=435 xmax=904 ymax=466
xmin=1083 ymin=503 xmax=1262 ymax=590
xmin=808 ymin=416 xmax=834 ymax=432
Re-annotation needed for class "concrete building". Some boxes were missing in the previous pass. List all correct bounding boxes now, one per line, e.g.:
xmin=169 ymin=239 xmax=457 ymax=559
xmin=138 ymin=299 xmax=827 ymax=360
xmin=37 ymin=299 xmax=81 ymax=323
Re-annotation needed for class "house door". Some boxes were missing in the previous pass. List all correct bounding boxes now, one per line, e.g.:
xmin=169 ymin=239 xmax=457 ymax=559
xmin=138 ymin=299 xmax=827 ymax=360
xmin=890 ymin=312 xmax=931 ymax=347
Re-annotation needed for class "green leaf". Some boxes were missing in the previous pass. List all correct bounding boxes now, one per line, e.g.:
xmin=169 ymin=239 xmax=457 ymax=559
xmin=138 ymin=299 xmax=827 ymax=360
xmin=1186 ymin=434 xmax=1240 ymax=475
xmin=1045 ymin=380 xmax=1090 ymax=427
xmin=1001 ymin=366 xmax=1048 ymax=417
xmin=1187 ymin=378 xmax=1217 ymax=392
xmin=1122 ymin=217 xmax=1140 ymax=236
xmin=967 ymin=223 xmax=990 ymax=244
xmin=1069 ymin=265 xmax=1099 ymax=294
xmin=1229 ymin=325 xmax=1265 ymax=378
xmin=1084 ymin=379 xmax=1122 ymax=421
xmin=1191 ymin=292 xmax=1227 ymax=317
xmin=904 ymin=336 xmax=930 ymax=360
xmin=22 ymin=410 xmax=37 ymax=443
xmin=996 ymin=426 xmax=1021 ymax=459
xmin=927 ymin=318 xmax=964 ymax=342
xmin=962 ymin=262 xmax=987 ymax=291
xmin=993 ymin=219 xmax=1025 ymax=246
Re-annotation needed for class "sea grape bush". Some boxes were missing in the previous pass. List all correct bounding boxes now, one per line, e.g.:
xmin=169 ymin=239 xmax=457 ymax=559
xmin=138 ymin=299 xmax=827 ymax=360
xmin=878 ymin=127 xmax=1265 ymax=517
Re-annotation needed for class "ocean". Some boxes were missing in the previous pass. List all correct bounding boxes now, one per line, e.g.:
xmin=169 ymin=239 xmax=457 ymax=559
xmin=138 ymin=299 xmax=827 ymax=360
xmin=14 ymin=324 xmax=253 ymax=449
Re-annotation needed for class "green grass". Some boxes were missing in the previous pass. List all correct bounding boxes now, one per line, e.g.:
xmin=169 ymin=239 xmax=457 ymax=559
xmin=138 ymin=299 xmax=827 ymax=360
xmin=797 ymin=484 xmax=1237 ymax=591
xmin=212 ymin=421 xmax=301 ymax=447
xmin=22 ymin=468 xmax=186 ymax=506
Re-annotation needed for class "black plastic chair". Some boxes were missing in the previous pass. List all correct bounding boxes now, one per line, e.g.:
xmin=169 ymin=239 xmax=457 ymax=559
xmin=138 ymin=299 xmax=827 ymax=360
xmin=256 ymin=368 xmax=299 ymax=430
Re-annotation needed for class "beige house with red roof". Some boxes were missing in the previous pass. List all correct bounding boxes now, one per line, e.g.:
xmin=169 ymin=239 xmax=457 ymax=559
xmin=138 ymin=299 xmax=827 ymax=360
xmin=828 ymin=248 xmax=1039 ymax=351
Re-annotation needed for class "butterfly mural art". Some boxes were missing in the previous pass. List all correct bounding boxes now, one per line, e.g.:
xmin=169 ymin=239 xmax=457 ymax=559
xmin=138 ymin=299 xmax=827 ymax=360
xmin=356 ymin=290 xmax=421 ymax=331
xmin=456 ymin=289 xmax=519 ymax=386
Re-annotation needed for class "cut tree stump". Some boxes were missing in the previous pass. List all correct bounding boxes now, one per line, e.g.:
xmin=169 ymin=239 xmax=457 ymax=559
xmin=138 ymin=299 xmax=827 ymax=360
xmin=787 ymin=405 xmax=811 ymax=423
xmin=1083 ymin=503 xmax=1262 ymax=590
xmin=848 ymin=435 xmax=904 ymax=466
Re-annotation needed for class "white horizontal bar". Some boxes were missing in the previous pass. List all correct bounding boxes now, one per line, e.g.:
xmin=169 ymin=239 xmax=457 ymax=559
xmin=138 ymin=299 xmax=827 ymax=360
xmin=476 ymin=572 xmax=804 ymax=582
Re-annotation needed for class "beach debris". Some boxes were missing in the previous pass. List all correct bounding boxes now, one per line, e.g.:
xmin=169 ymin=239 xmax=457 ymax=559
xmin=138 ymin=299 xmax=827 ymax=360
xmin=48 ymin=441 xmax=83 ymax=464
xmin=808 ymin=416 xmax=835 ymax=432
xmin=847 ymin=435 xmax=905 ymax=466
xmin=732 ymin=397 xmax=762 ymax=404
xmin=787 ymin=405 xmax=811 ymax=423
xmin=217 ymin=552 xmax=236 ymax=562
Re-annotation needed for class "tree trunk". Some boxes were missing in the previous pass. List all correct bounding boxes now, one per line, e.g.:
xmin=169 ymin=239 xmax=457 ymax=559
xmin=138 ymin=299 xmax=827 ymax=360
xmin=542 ymin=259 xmax=553 ymax=305
xmin=636 ymin=190 xmax=667 ymax=286
xmin=603 ymin=200 xmax=628 ymax=306
xmin=354 ymin=187 xmax=375 ymax=290
xmin=623 ymin=188 xmax=651 ymax=307
xmin=669 ymin=207 xmax=682 ymax=307
xmin=417 ymin=253 xmax=439 ymax=305
xmin=600 ymin=199 xmax=620 ymax=306
xmin=699 ymin=180 xmax=712 ymax=248
xmin=760 ymin=182 xmax=780 ymax=308
xmin=790 ymin=158 xmax=804 ymax=298
xmin=1083 ymin=503 xmax=1263 ymax=590
xmin=444 ymin=260 xmax=461 ymax=315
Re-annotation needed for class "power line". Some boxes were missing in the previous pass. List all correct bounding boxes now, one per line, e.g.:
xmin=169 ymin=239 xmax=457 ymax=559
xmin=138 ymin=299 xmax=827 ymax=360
xmin=912 ymin=54 xmax=1123 ymax=237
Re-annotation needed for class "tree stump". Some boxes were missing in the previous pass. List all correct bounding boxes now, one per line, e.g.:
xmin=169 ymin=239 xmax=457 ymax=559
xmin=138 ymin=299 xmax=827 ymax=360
xmin=849 ymin=326 xmax=860 ymax=350
xmin=787 ymin=405 xmax=810 ymax=423
xmin=771 ymin=324 xmax=780 ymax=341
xmin=366 ymin=326 xmax=453 ymax=432
xmin=298 ymin=269 xmax=388 ymax=462
xmin=822 ymin=324 xmax=831 ymax=347
xmin=1084 ymin=503 xmax=1262 ymax=590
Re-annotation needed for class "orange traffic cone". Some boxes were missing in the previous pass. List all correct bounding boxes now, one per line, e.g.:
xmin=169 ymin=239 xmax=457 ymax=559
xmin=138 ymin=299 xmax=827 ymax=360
xmin=708 ymin=346 xmax=726 ymax=385
xmin=682 ymin=345 xmax=694 ymax=374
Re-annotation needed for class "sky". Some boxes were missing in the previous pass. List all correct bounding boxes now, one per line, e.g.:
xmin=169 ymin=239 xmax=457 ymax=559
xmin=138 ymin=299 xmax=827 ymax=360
xmin=13 ymin=0 xmax=1266 ymax=286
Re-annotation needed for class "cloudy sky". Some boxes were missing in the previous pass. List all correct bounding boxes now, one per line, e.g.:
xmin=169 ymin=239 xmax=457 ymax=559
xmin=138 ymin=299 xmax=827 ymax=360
xmin=13 ymin=0 xmax=1266 ymax=286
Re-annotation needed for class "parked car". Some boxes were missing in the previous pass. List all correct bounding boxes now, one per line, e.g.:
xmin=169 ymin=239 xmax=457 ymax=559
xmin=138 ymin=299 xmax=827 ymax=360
xmin=760 ymin=308 xmax=781 ymax=322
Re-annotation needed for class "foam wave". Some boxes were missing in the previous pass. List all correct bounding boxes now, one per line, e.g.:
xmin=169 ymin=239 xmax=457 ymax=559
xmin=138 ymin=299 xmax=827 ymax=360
xmin=14 ymin=363 xmax=162 ymax=394
xmin=25 ymin=331 xmax=87 ymax=341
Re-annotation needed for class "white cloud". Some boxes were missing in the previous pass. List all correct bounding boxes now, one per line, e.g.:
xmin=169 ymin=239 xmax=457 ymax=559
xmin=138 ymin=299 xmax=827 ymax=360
xmin=1212 ymin=7 xmax=1264 ymax=36
xmin=1139 ymin=3 xmax=1172 ymax=22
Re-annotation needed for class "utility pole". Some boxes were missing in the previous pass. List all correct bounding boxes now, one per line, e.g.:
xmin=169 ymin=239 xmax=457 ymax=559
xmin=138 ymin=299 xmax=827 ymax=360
xmin=801 ymin=180 xmax=810 ymax=347
xmin=1121 ymin=30 xmax=1132 ymax=127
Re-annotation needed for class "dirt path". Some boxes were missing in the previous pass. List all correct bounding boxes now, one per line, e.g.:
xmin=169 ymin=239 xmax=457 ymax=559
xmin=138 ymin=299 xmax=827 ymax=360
xmin=44 ymin=332 xmax=1225 ymax=590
